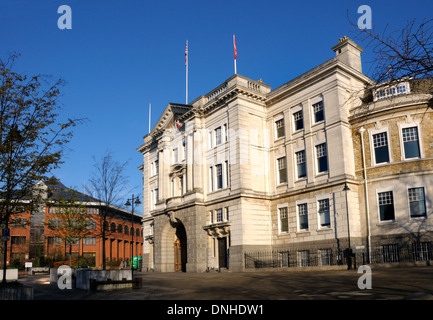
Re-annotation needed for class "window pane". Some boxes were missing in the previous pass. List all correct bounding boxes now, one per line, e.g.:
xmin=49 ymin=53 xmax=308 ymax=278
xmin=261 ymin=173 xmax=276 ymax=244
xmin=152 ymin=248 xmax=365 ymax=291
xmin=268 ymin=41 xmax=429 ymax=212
xmin=318 ymin=199 xmax=330 ymax=227
xmin=378 ymin=191 xmax=395 ymax=221
xmin=215 ymin=127 xmax=222 ymax=145
xmin=278 ymin=157 xmax=287 ymax=184
xmin=409 ymin=187 xmax=426 ymax=217
xmin=296 ymin=151 xmax=306 ymax=178
xmin=402 ymin=127 xmax=420 ymax=158
xmin=216 ymin=164 xmax=223 ymax=189
xmin=313 ymin=101 xmax=324 ymax=123
xmin=316 ymin=144 xmax=328 ymax=173
xmin=279 ymin=207 xmax=288 ymax=232
xmin=298 ymin=203 xmax=308 ymax=230
xmin=216 ymin=209 xmax=223 ymax=222
xmin=275 ymin=119 xmax=285 ymax=138
xmin=293 ymin=111 xmax=303 ymax=131
xmin=373 ymin=133 xmax=389 ymax=164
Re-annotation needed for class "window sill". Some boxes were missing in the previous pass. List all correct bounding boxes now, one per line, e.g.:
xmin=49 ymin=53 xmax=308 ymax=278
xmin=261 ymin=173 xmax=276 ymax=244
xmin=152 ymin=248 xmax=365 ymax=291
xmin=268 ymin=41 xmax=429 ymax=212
xmin=377 ymin=220 xmax=396 ymax=226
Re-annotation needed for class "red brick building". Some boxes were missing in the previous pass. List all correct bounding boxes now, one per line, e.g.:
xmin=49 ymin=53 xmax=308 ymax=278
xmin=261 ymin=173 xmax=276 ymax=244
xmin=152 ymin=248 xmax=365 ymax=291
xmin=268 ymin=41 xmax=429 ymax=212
xmin=2 ymin=177 xmax=143 ymax=269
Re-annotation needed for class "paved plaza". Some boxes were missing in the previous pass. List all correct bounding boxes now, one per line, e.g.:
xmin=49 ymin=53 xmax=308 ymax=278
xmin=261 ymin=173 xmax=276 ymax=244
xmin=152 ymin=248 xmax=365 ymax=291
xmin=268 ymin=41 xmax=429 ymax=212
xmin=15 ymin=265 xmax=433 ymax=301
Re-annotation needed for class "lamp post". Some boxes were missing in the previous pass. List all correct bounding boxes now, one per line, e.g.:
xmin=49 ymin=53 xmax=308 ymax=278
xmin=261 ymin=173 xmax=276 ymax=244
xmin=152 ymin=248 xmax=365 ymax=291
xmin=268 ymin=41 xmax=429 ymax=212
xmin=343 ymin=182 xmax=352 ymax=269
xmin=125 ymin=194 xmax=140 ymax=270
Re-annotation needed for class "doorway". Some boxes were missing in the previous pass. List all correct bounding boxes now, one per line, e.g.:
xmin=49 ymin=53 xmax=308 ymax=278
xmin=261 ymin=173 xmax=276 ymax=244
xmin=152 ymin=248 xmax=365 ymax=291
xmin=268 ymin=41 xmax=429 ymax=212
xmin=174 ymin=239 xmax=182 ymax=272
xmin=174 ymin=222 xmax=187 ymax=272
xmin=218 ymin=237 xmax=228 ymax=269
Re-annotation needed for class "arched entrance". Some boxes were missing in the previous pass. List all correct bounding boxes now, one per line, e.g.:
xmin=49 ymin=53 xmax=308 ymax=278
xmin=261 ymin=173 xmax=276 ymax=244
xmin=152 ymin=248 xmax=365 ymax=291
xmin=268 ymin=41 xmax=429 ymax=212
xmin=159 ymin=213 xmax=187 ymax=272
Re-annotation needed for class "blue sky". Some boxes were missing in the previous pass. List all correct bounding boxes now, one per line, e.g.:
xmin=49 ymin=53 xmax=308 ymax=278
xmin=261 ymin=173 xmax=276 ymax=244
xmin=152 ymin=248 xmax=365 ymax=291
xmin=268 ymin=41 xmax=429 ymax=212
xmin=1 ymin=0 xmax=432 ymax=214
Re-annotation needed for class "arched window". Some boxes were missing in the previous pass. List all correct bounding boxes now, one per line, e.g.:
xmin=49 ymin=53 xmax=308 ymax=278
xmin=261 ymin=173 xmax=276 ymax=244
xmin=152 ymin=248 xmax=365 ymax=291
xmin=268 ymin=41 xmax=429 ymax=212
xmin=104 ymin=221 xmax=109 ymax=231
xmin=117 ymin=224 xmax=123 ymax=233
xmin=136 ymin=228 xmax=140 ymax=237
xmin=124 ymin=225 xmax=129 ymax=235
xmin=110 ymin=222 xmax=116 ymax=232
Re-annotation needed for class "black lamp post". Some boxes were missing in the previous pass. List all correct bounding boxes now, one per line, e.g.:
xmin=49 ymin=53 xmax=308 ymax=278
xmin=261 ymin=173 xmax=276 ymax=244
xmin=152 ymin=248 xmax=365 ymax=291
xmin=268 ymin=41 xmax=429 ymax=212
xmin=125 ymin=194 xmax=140 ymax=270
xmin=343 ymin=182 xmax=352 ymax=269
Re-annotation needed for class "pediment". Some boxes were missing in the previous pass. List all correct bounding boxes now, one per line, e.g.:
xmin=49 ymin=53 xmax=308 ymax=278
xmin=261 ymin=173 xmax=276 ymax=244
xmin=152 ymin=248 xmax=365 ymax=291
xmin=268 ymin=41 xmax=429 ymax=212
xmin=151 ymin=103 xmax=192 ymax=136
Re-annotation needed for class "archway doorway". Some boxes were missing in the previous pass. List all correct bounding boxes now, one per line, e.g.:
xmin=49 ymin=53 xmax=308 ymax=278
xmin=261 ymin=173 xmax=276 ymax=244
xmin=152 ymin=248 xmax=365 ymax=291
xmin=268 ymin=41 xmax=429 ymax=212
xmin=175 ymin=222 xmax=187 ymax=272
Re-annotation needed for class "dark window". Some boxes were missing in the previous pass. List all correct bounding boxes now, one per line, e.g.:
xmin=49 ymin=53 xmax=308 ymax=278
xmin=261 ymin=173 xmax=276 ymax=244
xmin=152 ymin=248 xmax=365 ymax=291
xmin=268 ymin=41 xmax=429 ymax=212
xmin=408 ymin=187 xmax=426 ymax=218
xmin=316 ymin=143 xmax=328 ymax=173
xmin=293 ymin=110 xmax=303 ymax=131
xmin=373 ymin=132 xmax=390 ymax=164
xmin=296 ymin=150 xmax=306 ymax=179
xmin=313 ymin=101 xmax=324 ymax=123
xmin=378 ymin=191 xmax=395 ymax=221
xmin=402 ymin=127 xmax=420 ymax=159
xmin=216 ymin=164 xmax=223 ymax=189
xmin=279 ymin=207 xmax=288 ymax=232
xmin=275 ymin=118 xmax=285 ymax=138
xmin=298 ymin=203 xmax=308 ymax=230
xmin=277 ymin=157 xmax=287 ymax=184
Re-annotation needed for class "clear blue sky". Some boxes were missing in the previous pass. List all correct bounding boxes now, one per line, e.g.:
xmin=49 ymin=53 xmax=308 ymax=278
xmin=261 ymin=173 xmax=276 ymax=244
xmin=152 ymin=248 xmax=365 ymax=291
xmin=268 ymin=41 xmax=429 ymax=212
xmin=1 ymin=0 xmax=432 ymax=214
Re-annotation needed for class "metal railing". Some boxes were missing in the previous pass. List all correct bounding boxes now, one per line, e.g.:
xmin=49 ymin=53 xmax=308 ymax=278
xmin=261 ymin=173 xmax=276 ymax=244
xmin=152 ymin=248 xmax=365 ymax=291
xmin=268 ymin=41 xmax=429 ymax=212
xmin=244 ymin=242 xmax=433 ymax=269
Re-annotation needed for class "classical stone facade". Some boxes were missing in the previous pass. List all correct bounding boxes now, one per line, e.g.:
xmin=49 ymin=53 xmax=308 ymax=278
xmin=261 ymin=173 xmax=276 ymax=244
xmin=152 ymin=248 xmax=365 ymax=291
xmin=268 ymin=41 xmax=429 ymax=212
xmin=138 ymin=37 xmax=433 ymax=272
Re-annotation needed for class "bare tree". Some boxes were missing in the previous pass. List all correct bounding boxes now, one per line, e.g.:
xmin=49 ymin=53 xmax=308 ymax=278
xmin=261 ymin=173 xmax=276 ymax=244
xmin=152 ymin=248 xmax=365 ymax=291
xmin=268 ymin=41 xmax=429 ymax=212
xmin=350 ymin=18 xmax=433 ymax=104
xmin=87 ymin=150 xmax=130 ymax=270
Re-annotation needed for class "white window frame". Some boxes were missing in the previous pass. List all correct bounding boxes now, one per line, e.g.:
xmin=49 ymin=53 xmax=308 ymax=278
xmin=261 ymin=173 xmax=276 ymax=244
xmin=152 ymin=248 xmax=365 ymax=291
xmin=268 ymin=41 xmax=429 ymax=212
xmin=398 ymin=122 xmax=423 ymax=161
xmin=294 ymin=147 xmax=307 ymax=180
xmin=276 ymin=155 xmax=288 ymax=185
xmin=407 ymin=184 xmax=428 ymax=220
xmin=291 ymin=105 xmax=304 ymax=133
xmin=274 ymin=114 xmax=285 ymax=140
xmin=373 ymin=81 xmax=410 ymax=101
xmin=376 ymin=187 xmax=396 ymax=223
xmin=215 ymin=163 xmax=223 ymax=190
xmin=369 ymin=127 xmax=392 ymax=166
xmin=215 ymin=126 xmax=222 ymax=146
xmin=296 ymin=199 xmax=309 ymax=232
xmin=311 ymin=96 xmax=324 ymax=125
xmin=316 ymin=194 xmax=331 ymax=229
xmin=277 ymin=203 xmax=289 ymax=234
xmin=314 ymin=141 xmax=328 ymax=175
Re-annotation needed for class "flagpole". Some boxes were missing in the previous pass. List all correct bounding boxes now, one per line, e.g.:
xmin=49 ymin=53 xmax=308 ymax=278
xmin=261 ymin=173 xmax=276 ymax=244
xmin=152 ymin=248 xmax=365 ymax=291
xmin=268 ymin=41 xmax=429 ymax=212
xmin=233 ymin=34 xmax=237 ymax=74
xmin=148 ymin=102 xmax=151 ymax=134
xmin=185 ymin=40 xmax=188 ymax=104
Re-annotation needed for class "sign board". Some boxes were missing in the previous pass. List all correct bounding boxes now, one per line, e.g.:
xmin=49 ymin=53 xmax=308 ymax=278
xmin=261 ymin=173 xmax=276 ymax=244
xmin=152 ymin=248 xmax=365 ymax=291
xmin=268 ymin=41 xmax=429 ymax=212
xmin=25 ymin=262 xmax=32 ymax=268
xmin=352 ymin=245 xmax=366 ymax=253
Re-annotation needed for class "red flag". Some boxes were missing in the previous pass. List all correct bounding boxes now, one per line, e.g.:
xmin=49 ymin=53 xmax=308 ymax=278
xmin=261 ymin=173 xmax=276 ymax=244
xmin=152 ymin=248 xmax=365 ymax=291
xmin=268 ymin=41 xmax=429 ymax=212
xmin=185 ymin=41 xmax=188 ymax=66
xmin=233 ymin=35 xmax=237 ymax=59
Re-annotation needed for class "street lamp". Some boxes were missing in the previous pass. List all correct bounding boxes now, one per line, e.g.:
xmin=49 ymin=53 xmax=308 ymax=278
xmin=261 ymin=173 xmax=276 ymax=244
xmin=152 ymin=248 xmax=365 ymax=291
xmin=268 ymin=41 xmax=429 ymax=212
xmin=343 ymin=182 xmax=352 ymax=269
xmin=125 ymin=194 xmax=141 ymax=270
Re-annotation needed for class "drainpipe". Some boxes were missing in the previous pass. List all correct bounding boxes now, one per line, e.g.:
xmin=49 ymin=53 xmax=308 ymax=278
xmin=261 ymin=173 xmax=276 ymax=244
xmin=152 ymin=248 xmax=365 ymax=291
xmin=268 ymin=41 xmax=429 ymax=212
xmin=359 ymin=127 xmax=371 ymax=264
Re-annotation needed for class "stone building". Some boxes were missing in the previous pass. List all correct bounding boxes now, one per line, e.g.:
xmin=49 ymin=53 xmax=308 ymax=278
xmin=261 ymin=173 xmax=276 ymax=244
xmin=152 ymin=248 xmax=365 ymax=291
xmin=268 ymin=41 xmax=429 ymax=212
xmin=138 ymin=37 xmax=433 ymax=272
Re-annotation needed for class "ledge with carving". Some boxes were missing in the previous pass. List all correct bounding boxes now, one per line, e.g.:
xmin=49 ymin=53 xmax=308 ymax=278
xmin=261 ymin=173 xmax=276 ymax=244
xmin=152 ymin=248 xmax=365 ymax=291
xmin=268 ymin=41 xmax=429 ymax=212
xmin=203 ymin=221 xmax=231 ymax=237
